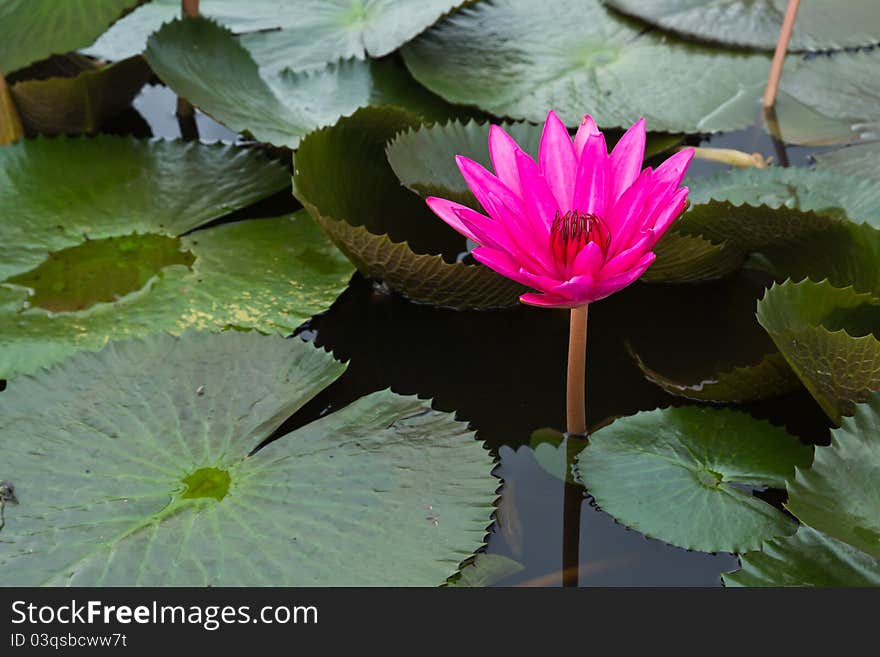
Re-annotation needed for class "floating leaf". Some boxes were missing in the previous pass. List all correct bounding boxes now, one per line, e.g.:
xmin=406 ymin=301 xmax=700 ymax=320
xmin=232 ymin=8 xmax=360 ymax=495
xmin=688 ymin=166 xmax=880 ymax=227
xmin=446 ymin=553 xmax=525 ymax=587
xmin=604 ymin=0 xmax=880 ymax=52
xmin=631 ymin=350 xmax=799 ymax=404
xmin=294 ymin=107 xmax=526 ymax=309
xmin=726 ymin=394 xmax=880 ymax=586
xmin=87 ymin=0 xmax=466 ymax=73
xmin=0 ymin=0 xmax=140 ymax=74
xmin=724 ymin=525 xmax=880 ymax=587
xmin=757 ymin=279 xmax=880 ymax=423
xmin=11 ymin=56 xmax=150 ymax=136
xmin=575 ymin=406 xmax=812 ymax=553
xmin=787 ymin=394 xmax=880 ymax=559
xmin=815 ymin=142 xmax=880 ymax=183
xmin=0 ymin=331 xmax=497 ymax=586
xmin=0 ymin=136 xmax=353 ymax=378
xmin=144 ymin=17 xmax=464 ymax=148
xmin=402 ymin=0 xmax=880 ymax=143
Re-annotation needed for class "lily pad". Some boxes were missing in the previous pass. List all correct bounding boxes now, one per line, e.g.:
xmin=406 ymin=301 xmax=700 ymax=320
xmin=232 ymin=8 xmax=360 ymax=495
xmin=724 ymin=525 xmax=880 ymax=587
xmin=604 ymin=0 xmax=880 ymax=52
xmin=0 ymin=0 xmax=140 ymax=74
xmin=726 ymin=394 xmax=880 ymax=586
xmin=643 ymin=231 xmax=746 ymax=284
xmin=0 ymin=135 xmax=353 ymax=378
xmin=446 ymin=553 xmax=525 ymax=587
xmin=815 ymin=142 xmax=880 ymax=183
xmin=631 ymin=350 xmax=799 ymax=404
xmin=0 ymin=331 xmax=497 ymax=586
xmin=87 ymin=0 xmax=466 ymax=73
xmin=687 ymin=166 xmax=880 ymax=227
xmin=574 ymin=406 xmax=812 ymax=553
xmin=402 ymin=0 xmax=880 ymax=143
xmin=11 ymin=56 xmax=151 ymax=135
xmin=787 ymin=393 xmax=880 ymax=558
xmin=144 ymin=17 xmax=465 ymax=149
xmin=757 ymin=279 xmax=880 ymax=423
xmin=294 ymin=106 xmax=526 ymax=309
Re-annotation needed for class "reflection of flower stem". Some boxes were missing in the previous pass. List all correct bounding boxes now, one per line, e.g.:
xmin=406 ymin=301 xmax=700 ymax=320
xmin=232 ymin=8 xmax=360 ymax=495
xmin=176 ymin=0 xmax=200 ymax=141
xmin=0 ymin=70 xmax=23 ymax=145
xmin=567 ymin=305 xmax=588 ymax=436
xmin=763 ymin=107 xmax=791 ymax=167
xmin=563 ymin=305 xmax=587 ymax=587
xmin=762 ymin=0 xmax=801 ymax=110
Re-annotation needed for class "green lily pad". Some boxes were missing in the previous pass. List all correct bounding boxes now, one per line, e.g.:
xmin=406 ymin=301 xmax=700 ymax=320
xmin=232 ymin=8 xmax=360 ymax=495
xmin=604 ymin=0 xmax=880 ymax=52
xmin=0 ymin=135 xmax=353 ymax=379
xmin=726 ymin=393 xmax=880 ymax=586
xmin=631 ymin=350 xmax=799 ymax=404
xmin=294 ymin=106 xmax=526 ymax=309
xmin=0 ymin=0 xmax=140 ymax=74
xmin=724 ymin=525 xmax=880 ymax=587
xmin=143 ymin=17 xmax=464 ymax=148
xmin=815 ymin=142 xmax=880 ymax=183
xmin=0 ymin=331 xmax=497 ymax=586
xmin=574 ymin=406 xmax=812 ymax=553
xmin=87 ymin=0 xmax=465 ymax=72
xmin=688 ymin=166 xmax=880 ymax=227
xmin=787 ymin=393 xmax=880 ymax=559
xmin=757 ymin=279 xmax=880 ymax=423
xmin=402 ymin=0 xmax=880 ymax=143
xmin=446 ymin=553 xmax=525 ymax=587
xmin=11 ymin=56 xmax=151 ymax=136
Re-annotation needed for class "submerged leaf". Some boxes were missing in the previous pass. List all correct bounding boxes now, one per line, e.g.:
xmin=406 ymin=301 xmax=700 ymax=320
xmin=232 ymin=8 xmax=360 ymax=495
xmin=757 ymin=279 xmax=880 ymax=423
xmin=0 ymin=332 xmax=497 ymax=586
xmin=0 ymin=136 xmax=353 ymax=378
xmin=294 ymin=107 xmax=526 ymax=309
xmin=575 ymin=406 xmax=812 ymax=553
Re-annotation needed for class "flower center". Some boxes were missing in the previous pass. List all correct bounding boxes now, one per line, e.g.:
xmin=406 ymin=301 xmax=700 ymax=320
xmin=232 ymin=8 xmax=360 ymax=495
xmin=550 ymin=211 xmax=611 ymax=270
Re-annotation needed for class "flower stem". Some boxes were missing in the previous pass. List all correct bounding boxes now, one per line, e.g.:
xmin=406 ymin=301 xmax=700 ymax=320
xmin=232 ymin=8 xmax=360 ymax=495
xmin=762 ymin=0 xmax=801 ymax=110
xmin=566 ymin=304 xmax=588 ymax=436
xmin=0 ymin=70 xmax=23 ymax=145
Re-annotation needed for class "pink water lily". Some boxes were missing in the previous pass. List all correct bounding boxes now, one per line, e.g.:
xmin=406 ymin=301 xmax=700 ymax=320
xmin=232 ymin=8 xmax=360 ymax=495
xmin=426 ymin=111 xmax=694 ymax=308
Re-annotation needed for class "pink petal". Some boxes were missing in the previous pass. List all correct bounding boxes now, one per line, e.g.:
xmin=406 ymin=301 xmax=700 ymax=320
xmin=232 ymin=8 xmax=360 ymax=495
xmin=426 ymin=196 xmax=481 ymax=243
xmin=539 ymin=110 xmax=578 ymax=211
xmin=608 ymin=118 xmax=646 ymax=203
xmin=647 ymin=187 xmax=689 ymax=246
xmin=483 ymin=190 xmax=556 ymax=274
xmin=652 ymin=148 xmax=694 ymax=190
xmin=455 ymin=204 xmax=551 ymax=274
xmin=519 ymin=292 xmax=577 ymax=308
xmin=456 ymin=155 xmax=524 ymax=218
xmin=604 ymin=168 xmax=654 ymax=257
xmin=514 ymin=148 xmax=560 ymax=230
xmin=571 ymin=240 xmax=605 ymax=278
xmin=600 ymin=231 xmax=653 ymax=278
xmin=571 ymin=132 xmax=608 ymax=217
xmin=488 ymin=124 xmax=525 ymax=196
xmin=591 ymin=252 xmax=655 ymax=300
xmin=573 ymin=114 xmax=600 ymax=158
xmin=472 ymin=246 xmax=560 ymax=291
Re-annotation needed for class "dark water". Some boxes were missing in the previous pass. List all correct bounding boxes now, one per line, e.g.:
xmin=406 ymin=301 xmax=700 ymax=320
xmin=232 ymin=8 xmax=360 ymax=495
xmin=110 ymin=82 xmax=836 ymax=586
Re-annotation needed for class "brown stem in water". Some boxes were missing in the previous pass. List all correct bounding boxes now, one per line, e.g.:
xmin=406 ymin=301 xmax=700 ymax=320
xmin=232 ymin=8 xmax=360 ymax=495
xmin=762 ymin=0 xmax=801 ymax=110
xmin=566 ymin=304 xmax=588 ymax=436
